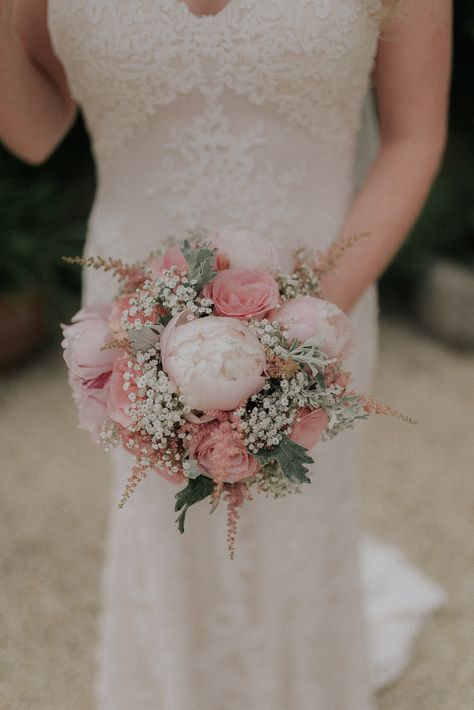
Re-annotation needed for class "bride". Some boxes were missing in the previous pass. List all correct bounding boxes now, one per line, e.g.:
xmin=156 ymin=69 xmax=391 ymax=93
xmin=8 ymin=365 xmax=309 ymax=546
xmin=1 ymin=1 xmax=451 ymax=708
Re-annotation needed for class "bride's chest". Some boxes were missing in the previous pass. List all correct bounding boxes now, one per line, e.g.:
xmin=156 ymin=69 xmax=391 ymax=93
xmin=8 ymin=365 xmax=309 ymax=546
xmin=49 ymin=0 xmax=380 ymax=99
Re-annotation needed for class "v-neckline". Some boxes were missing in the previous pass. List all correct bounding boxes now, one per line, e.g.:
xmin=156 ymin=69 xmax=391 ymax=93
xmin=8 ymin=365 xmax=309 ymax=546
xmin=177 ymin=0 xmax=236 ymax=21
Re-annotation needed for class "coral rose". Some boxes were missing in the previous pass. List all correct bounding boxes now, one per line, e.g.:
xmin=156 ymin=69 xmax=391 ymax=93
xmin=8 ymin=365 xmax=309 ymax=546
xmin=289 ymin=407 xmax=329 ymax=451
xmin=108 ymin=294 xmax=135 ymax=336
xmin=160 ymin=310 xmax=266 ymax=411
xmin=269 ymin=296 xmax=352 ymax=359
xmin=203 ymin=268 xmax=280 ymax=320
xmin=107 ymin=355 xmax=138 ymax=428
xmin=188 ymin=420 xmax=260 ymax=484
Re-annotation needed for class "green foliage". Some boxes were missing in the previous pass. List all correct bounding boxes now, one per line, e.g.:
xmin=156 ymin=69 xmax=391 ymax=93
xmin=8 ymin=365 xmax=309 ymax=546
xmin=181 ymin=240 xmax=217 ymax=292
xmin=174 ymin=475 xmax=215 ymax=533
xmin=0 ymin=117 xmax=93 ymax=332
xmin=0 ymin=174 xmax=83 ymax=294
xmin=255 ymin=436 xmax=314 ymax=484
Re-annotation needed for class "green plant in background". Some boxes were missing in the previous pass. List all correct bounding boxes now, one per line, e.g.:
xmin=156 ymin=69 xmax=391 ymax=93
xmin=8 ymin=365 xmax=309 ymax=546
xmin=0 ymin=119 xmax=93 ymax=337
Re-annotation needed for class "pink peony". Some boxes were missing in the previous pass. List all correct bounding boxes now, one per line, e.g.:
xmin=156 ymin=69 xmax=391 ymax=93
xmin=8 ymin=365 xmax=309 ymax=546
xmin=289 ymin=407 xmax=329 ymax=451
xmin=268 ymin=296 xmax=352 ymax=359
xmin=160 ymin=310 xmax=266 ymax=411
xmin=62 ymin=303 xmax=116 ymax=380
xmin=203 ymin=268 xmax=280 ymax=320
xmin=188 ymin=420 xmax=260 ymax=484
xmin=73 ymin=374 xmax=111 ymax=441
xmin=61 ymin=304 xmax=124 ymax=439
xmin=212 ymin=229 xmax=289 ymax=272
xmin=149 ymin=245 xmax=189 ymax=279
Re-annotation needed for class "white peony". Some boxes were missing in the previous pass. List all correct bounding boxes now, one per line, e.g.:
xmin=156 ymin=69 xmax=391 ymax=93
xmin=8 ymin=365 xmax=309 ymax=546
xmin=160 ymin=310 xmax=266 ymax=411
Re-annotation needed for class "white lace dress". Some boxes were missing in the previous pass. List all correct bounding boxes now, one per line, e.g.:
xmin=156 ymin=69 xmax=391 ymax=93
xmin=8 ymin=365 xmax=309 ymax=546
xmin=48 ymin=2 xmax=444 ymax=708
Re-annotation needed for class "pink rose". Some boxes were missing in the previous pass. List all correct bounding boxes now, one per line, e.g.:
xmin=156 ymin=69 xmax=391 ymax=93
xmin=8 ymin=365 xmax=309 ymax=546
xmin=212 ymin=229 xmax=289 ymax=272
xmin=160 ymin=310 xmax=266 ymax=411
xmin=268 ymin=296 xmax=352 ymax=359
xmin=149 ymin=245 xmax=189 ymax=279
xmin=107 ymin=355 xmax=139 ymax=428
xmin=289 ymin=407 xmax=329 ymax=451
xmin=203 ymin=268 xmax=280 ymax=320
xmin=188 ymin=420 xmax=260 ymax=484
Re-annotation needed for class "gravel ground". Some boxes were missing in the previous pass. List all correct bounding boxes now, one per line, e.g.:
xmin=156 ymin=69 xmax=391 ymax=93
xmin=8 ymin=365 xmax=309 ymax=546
xmin=0 ymin=318 xmax=473 ymax=710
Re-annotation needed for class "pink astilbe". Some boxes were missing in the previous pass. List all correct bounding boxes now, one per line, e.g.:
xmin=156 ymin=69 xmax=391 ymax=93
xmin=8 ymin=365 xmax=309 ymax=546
xmin=118 ymin=461 xmax=149 ymax=509
xmin=223 ymin=482 xmax=253 ymax=560
xmin=361 ymin=396 xmax=417 ymax=425
xmin=119 ymin=432 xmax=186 ymax=508
xmin=324 ymin=364 xmax=352 ymax=393
xmin=312 ymin=232 xmax=369 ymax=276
xmin=63 ymin=255 xmax=146 ymax=288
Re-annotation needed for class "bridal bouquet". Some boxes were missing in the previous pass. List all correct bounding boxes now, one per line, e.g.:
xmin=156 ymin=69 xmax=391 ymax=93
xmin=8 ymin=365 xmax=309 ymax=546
xmin=62 ymin=230 xmax=412 ymax=556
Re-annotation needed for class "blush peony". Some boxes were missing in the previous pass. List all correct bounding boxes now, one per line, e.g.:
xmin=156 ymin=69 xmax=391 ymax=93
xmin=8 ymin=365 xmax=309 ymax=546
xmin=61 ymin=303 xmax=117 ymax=380
xmin=203 ymin=268 xmax=280 ymax=320
xmin=269 ymin=296 xmax=352 ymax=359
xmin=289 ymin=407 xmax=329 ymax=451
xmin=160 ymin=310 xmax=266 ymax=411
xmin=61 ymin=304 xmax=123 ymax=439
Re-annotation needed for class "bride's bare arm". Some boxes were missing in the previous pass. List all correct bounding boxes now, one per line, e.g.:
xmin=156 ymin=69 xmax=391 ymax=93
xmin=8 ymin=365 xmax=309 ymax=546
xmin=321 ymin=0 xmax=452 ymax=312
xmin=0 ymin=0 xmax=76 ymax=164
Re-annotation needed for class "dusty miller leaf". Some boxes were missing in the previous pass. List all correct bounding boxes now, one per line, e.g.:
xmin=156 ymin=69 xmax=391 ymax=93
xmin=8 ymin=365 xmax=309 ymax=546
xmin=181 ymin=239 xmax=217 ymax=292
xmin=255 ymin=436 xmax=314 ymax=484
xmin=184 ymin=458 xmax=203 ymax=480
xmin=128 ymin=326 xmax=162 ymax=353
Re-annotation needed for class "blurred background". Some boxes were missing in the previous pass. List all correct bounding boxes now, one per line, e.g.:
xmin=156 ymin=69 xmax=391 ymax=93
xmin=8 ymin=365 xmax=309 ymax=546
xmin=1 ymin=4 xmax=473 ymax=710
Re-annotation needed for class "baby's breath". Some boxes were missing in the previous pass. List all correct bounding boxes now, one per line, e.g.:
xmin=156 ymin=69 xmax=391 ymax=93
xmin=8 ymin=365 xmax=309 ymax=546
xmin=124 ymin=355 xmax=190 ymax=473
xmin=252 ymin=462 xmax=303 ymax=498
xmin=236 ymin=372 xmax=310 ymax=453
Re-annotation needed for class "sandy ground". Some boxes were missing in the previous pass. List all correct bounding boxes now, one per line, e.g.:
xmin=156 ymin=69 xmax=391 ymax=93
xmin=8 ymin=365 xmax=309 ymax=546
xmin=0 ymin=318 xmax=473 ymax=710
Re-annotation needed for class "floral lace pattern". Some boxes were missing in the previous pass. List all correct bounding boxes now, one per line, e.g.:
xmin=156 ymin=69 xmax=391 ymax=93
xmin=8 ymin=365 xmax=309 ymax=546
xmin=146 ymin=104 xmax=306 ymax=239
xmin=48 ymin=0 xmax=380 ymax=157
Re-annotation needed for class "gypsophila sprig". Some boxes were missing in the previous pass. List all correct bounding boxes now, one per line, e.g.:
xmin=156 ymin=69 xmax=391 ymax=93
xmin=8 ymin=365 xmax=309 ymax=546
xmin=236 ymin=371 xmax=310 ymax=453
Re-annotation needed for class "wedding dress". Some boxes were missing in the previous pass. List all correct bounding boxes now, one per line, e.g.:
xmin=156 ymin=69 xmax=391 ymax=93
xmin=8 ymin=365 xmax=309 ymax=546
xmin=48 ymin=2 xmax=444 ymax=708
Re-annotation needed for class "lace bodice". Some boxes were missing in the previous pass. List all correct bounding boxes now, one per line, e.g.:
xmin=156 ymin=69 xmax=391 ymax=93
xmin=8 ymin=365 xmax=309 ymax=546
xmin=48 ymin=0 xmax=381 ymax=297
xmin=49 ymin=0 xmax=379 ymax=154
